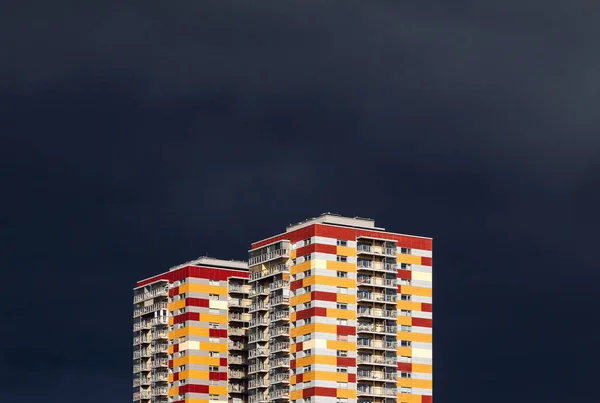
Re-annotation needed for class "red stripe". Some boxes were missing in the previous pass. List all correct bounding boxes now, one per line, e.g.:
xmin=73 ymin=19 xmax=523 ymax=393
xmin=290 ymin=279 xmax=303 ymax=291
xmin=421 ymin=257 xmax=433 ymax=266
xmin=397 ymin=270 xmax=412 ymax=280
xmin=337 ymin=357 xmax=355 ymax=366
xmin=296 ymin=373 xmax=303 ymax=383
xmin=303 ymin=387 xmax=337 ymax=398
xmin=412 ymin=317 xmax=432 ymax=328
xmin=347 ymin=373 xmax=356 ymax=383
xmin=210 ymin=329 xmax=227 ymax=338
xmin=290 ymin=359 xmax=296 ymax=369
xmin=186 ymin=298 xmax=209 ymax=308
xmin=422 ymin=396 xmax=432 ymax=403
xmin=296 ymin=342 xmax=303 ymax=352
xmin=179 ymin=384 xmax=209 ymax=394
xmin=421 ymin=303 xmax=433 ymax=312
xmin=220 ymin=358 xmax=228 ymax=367
xmin=172 ymin=312 xmax=200 ymax=324
xmin=336 ymin=325 xmax=356 ymax=335
xmin=397 ymin=362 xmax=412 ymax=372
xmin=137 ymin=266 xmax=249 ymax=287
xmin=296 ymin=307 xmax=327 ymax=320
xmin=169 ymin=286 xmax=179 ymax=297
xmin=313 ymin=291 xmax=337 ymax=302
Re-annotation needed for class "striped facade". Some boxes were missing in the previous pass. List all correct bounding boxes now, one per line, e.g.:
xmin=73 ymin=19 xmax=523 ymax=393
xmin=132 ymin=214 xmax=432 ymax=403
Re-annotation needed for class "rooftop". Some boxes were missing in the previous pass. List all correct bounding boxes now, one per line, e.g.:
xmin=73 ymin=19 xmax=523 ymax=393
xmin=168 ymin=256 xmax=248 ymax=272
xmin=286 ymin=212 xmax=385 ymax=232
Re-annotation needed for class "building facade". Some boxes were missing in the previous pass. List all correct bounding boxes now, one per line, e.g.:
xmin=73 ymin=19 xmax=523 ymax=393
xmin=133 ymin=214 xmax=432 ymax=403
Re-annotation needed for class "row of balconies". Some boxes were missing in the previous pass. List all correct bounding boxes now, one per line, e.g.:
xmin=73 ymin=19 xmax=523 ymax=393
xmin=357 ymin=339 xmax=397 ymax=350
xmin=133 ymin=302 xmax=168 ymax=317
xmin=357 ymin=261 xmax=397 ymax=273
xmin=357 ymin=324 xmax=397 ymax=334
xmin=133 ymin=285 xmax=169 ymax=303
xmin=250 ymin=263 xmax=290 ymax=281
xmin=133 ymin=348 xmax=152 ymax=359
xmin=357 ymin=277 xmax=397 ymax=288
xmin=357 ymin=355 xmax=397 ymax=366
xmin=248 ymin=248 xmax=289 ymax=267
xmin=357 ymin=244 xmax=397 ymax=257
xmin=357 ymin=370 xmax=397 ymax=381
xmin=357 ymin=386 xmax=397 ymax=397
xmin=357 ymin=307 xmax=397 ymax=319
xmin=357 ymin=292 xmax=397 ymax=303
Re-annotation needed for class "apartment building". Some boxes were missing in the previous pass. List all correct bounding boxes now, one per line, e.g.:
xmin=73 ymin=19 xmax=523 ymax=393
xmin=132 ymin=214 xmax=432 ymax=403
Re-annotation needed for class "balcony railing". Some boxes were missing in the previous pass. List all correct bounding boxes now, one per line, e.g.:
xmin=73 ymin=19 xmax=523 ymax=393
xmin=357 ymin=386 xmax=397 ymax=397
xmin=357 ymin=292 xmax=397 ymax=303
xmin=152 ymin=387 xmax=169 ymax=396
xmin=151 ymin=316 xmax=169 ymax=326
xmin=357 ymin=324 xmax=397 ymax=334
xmin=133 ymin=390 xmax=152 ymax=400
xmin=269 ymin=295 xmax=289 ymax=306
xmin=133 ymin=321 xmax=153 ymax=331
xmin=229 ymin=355 xmax=245 ymax=365
xmin=269 ymin=342 xmax=289 ymax=353
xmin=152 ymin=372 xmax=169 ymax=382
xmin=248 ymin=364 xmax=268 ymax=374
xmin=151 ymin=343 xmax=168 ymax=354
xmin=250 ymin=263 xmax=290 ymax=281
xmin=152 ymin=358 xmax=169 ymax=368
xmin=249 ymin=317 xmax=268 ymax=328
xmin=133 ymin=302 xmax=168 ymax=317
xmin=356 ymin=245 xmax=398 ymax=257
xmin=228 ymin=383 xmax=246 ymax=393
xmin=250 ymin=287 xmax=269 ymax=297
xmin=248 ymin=332 xmax=268 ymax=343
xmin=357 ymin=261 xmax=397 ymax=272
xmin=133 ymin=348 xmax=152 ymax=359
xmin=152 ymin=330 xmax=169 ymax=339
xmin=357 ymin=371 xmax=397 ymax=381
xmin=357 ymin=356 xmax=397 ymax=366
xmin=269 ymin=357 xmax=290 ymax=368
xmin=357 ymin=339 xmax=397 ymax=350
xmin=133 ymin=377 xmax=152 ymax=387
xmin=249 ymin=394 xmax=268 ymax=403
xmin=229 ymin=298 xmax=252 ymax=308
xmin=269 ymin=310 xmax=289 ymax=322
xmin=228 ymin=341 xmax=248 ymax=350
xmin=270 ymin=280 xmax=289 ymax=291
xmin=229 ymin=313 xmax=252 ymax=322
xmin=250 ymin=302 xmax=270 ymax=312
xmin=248 ymin=378 xmax=268 ymax=389
xmin=229 ymin=370 xmax=247 ymax=379
xmin=229 ymin=284 xmax=252 ymax=294
xmin=357 ymin=277 xmax=397 ymax=288
xmin=229 ymin=327 xmax=246 ymax=336
xmin=269 ymin=326 xmax=289 ymax=337
xmin=270 ymin=373 xmax=289 ymax=384
xmin=269 ymin=388 xmax=290 ymax=399
xmin=249 ymin=348 xmax=269 ymax=358
xmin=248 ymin=248 xmax=290 ymax=267
xmin=133 ymin=363 xmax=152 ymax=373
xmin=357 ymin=307 xmax=397 ymax=319
xmin=133 ymin=335 xmax=152 ymax=345
xmin=133 ymin=286 xmax=169 ymax=303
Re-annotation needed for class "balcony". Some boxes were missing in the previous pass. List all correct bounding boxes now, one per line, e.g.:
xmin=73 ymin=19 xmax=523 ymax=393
xmin=357 ymin=261 xmax=397 ymax=273
xmin=151 ymin=343 xmax=168 ymax=354
xmin=357 ymin=292 xmax=396 ymax=304
xmin=228 ymin=383 xmax=246 ymax=393
xmin=133 ymin=363 xmax=152 ymax=373
xmin=248 ymin=332 xmax=268 ymax=344
xmin=249 ymin=393 xmax=268 ymax=403
xmin=269 ymin=326 xmax=289 ymax=338
xmin=152 ymin=372 xmax=169 ymax=382
xmin=133 ymin=321 xmax=152 ymax=331
xmin=229 ymin=355 xmax=246 ymax=365
xmin=152 ymin=387 xmax=169 ymax=396
xmin=152 ymin=330 xmax=169 ymax=339
xmin=133 ymin=335 xmax=152 ymax=345
xmin=133 ymin=377 xmax=152 ymax=387
xmin=270 ymin=280 xmax=289 ymax=292
xmin=230 ymin=298 xmax=252 ymax=308
xmin=229 ymin=284 xmax=252 ymax=294
xmin=270 ymin=373 xmax=289 ymax=384
xmin=229 ymin=327 xmax=246 ymax=336
xmin=229 ymin=313 xmax=252 ymax=323
xmin=133 ymin=390 xmax=152 ymax=400
xmin=250 ymin=287 xmax=269 ymax=297
xmin=357 ymin=324 xmax=397 ymax=335
xmin=357 ymin=307 xmax=397 ymax=319
xmin=249 ymin=347 xmax=269 ymax=358
xmin=151 ymin=316 xmax=169 ymax=326
xmin=357 ymin=339 xmax=397 ymax=351
xmin=229 ymin=370 xmax=247 ymax=379
xmin=268 ymin=388 xmax=289 ymax=400
xmin=269 ymin=310 xmax=289 ymax=322
xmin=356 ymin=245 xmax=397 ymax=257
xmin=249 ymin=317 xmax=268 ymax=328
xmin=248 ymin=378 xmax=268 ymax=389
xmin=357 ymin=371 xmax=397 ymax=382
xmin=250 ymin=302 xmax=270 ymax=312
xmin=229 ymin=341 xmax=248 ymax=350
xmin=269 ymin=295 xmax=289 ymax=306
xmin=133 ymin=348 xmax=152 ymax=359
xmin=152 ymin=358 xmax=169 ymax=368
xmin=133 ymin=285 xmax=169 ymax=303
xmin=248 ymin=246 xmax=290 ymax=268
xmin=269 ymin=357 xmax=290 ymax=369
xmin=250 ymin=263 xmax=290 ymax=282
xmin=133 ymin=302 xmax=168 ymax=317
xmin=357 ymin=356 xmax=397 ymax=367
xmin=357 ymin=277 xmax=397 ymax=288
xmin=248 ymin=364 xmax=268 ymax=374
xmin=357 ymin=386 xmax=397 ymax=397
xmin=269 ymin=342 xmax=289 ymax=354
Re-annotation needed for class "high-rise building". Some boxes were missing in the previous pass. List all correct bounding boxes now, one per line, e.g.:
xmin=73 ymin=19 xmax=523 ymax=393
xmin=133 ymin=214 xmax=433 ymax=403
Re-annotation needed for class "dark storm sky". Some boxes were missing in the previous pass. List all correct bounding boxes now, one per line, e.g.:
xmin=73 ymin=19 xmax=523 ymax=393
xmin=1 ymin=1 xmax=599 ymax=402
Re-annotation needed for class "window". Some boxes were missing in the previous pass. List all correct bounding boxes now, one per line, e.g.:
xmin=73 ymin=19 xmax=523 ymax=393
xmin=400 ymin=325 xmax=412 ymax=332
xmin=209 ymin=322 xmax=219 ymax=329
xmin=303 ymin=286 xmax=312 ymax=293
xmin=292 ymin=259 xmax=297 ymax=265
xmin=209 ymin=279 xmax=219 ymax=286
xmin=303 ymin=365 xmax=312 ymax=372
xmin=209 ymin=351 xmax=219 ymax=358
xmin=337 ymin=334 xmax=348 ymax=341
xmin=401 ymin=372 xmax=412 ymax=378
xmin=179 ymin=350 xmax=186 ymax=357
xmin=210 ymin=394 xmax=219 ymax=401
xmin=304 ymin=349 xmax=312 ymax=356
xmin=400 ymin=294 xmax=411 ymax=301
xmin=400 ymin=387 xmax=412 ymax=394
xmin=180 ymin=335 xmax=187 ymax=342
xmin=178 ymin=365 xmax=186 ymax=371
xmin=304 ymin=238 xmax=312 ymax=246
xmin=336 ymin=240 xmax=347 ymax=247
xmin=336 ymin=271 xmax=347 ymax=278
xmin=400 ymin=340 xmax=412 ymax=347
xmin=336 ymin=367 xmax=348 ymax=373
xmin=304 ymin=333 xmax=312 ymax=341
xmin=337 ymin=287 xmax=348 ymax=294
xmin=305 ymin=317 xmax=312 ymax=324
xmin=305 ymin=254 xmax=312 ymax=261
xmin=336 ymin=255 xmax=347 ymax=262
xmin=336 ymin=303 xmax=348 ymax=310
xmin=209 ymin=366 xmax=219 ymax=372
xmin=303 ymin=270 xmax=311 ymax=278
xmin=337 ymin=318 xmax=347 ymax=325
xmin=400 ymin=310 xmax=412 ymax=316
xmin=209 ymin=294 xmax=219 ymax=300
xmin=180 ymin=293 xmax=186 ymax=299
xmin=337 ymin=350 xmax=348 ymax=357
xmin=337 ymin=382 xmax=348 ymax=389
xmin=209 ymin=337 xmax=219 ymax=343
xmin=400 ymin=263 xmax=411 ymax=270
xmin=180 ymin=278 xmax=186 ymax=284
xmin=400 ymin=248 xmax=411 ymax=254
xmin=399 ymin=356 xmax=412 ymax=363
xmin=210 ymin=308 xmax=219 ymax=315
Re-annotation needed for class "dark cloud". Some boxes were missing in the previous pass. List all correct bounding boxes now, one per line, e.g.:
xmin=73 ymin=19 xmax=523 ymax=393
xmin=1 ymin=1 xmax=599 ymax=402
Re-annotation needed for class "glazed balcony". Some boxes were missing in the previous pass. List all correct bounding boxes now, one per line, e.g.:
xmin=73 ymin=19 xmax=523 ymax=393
xmin=249 ymin=347 xmax=269 ymax=358
xmin=357 ymin=261 xmax=397 ymax=273
xmin=269 ymin=295 xmax=289 ymax=306
xmin=133 ymin=284 xmax=169 ymax=303
xmin=269 ymin=326 xmax=289 ymax=338
xmin=357 ymin=307 xmax=397 ymax=319
xmin=356 ymin=245 xmax=398 ymax=257
xmin=357 ymin=324 xmax=397 ymax=335
xmin=357 ymin=277 xmax=397 ymax=288
xmin=357 ymin=292 xmax=396 ymax=304
xmin=248 ymin=245 xmax=290 ymax=268
xmin=357 ymin=355 xmax=397 ymax=367
xmin=228 ymin=383 xmax=246 ymax=393
xmin=270 ymin=280 xmax=289 ymax=292
xmin=248 ymin=363 xmax=269 ymax=374
xmin=249 ymin=263 xmax=290 ymax=282
xmin=357 ymin=370 xmax=397 ymax=382
xmin=357 ymin=386 xmax=397 ymax=397
xmin=229 ymin=341 xmax=248 ymax=350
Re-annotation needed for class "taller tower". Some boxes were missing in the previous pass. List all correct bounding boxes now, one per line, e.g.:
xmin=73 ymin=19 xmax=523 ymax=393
xmin=247 ymin=214 xmax=433 ymax=403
